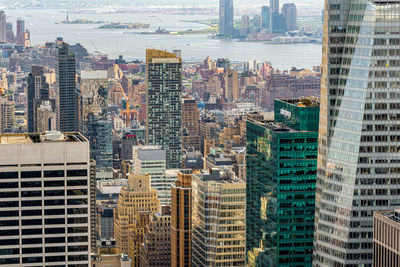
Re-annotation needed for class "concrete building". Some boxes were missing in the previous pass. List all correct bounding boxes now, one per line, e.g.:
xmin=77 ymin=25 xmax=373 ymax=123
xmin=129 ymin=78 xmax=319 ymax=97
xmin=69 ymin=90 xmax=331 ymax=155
xmin=373 ymin=209 xmax=400 ymax=267
xmin=27 ymin=66 xmax=50 ymax=133
xmin=132 ymin=145 xmax=172 ymax=204
xmin=0 ymin=11 xmax=6 ymax=43
xmin=224 ymin=68 xmax=239 ymax=102
xmin=91 ymin=240 xmax=132 ymax=267
xmin=171 ymin=170 xmax=193 ymax=267
xmin=16 ymin=18 xmax=25 ymax=46
xmin=192 ymin=169 xmax=246 ymax=266
xmin=146 ymin=49 xmax=182 ymax=169
xmin=0 ymin=132 xmax=94 ymax=266
xmin=113 ymin=173 xmax=159 ymax=257
xmin=36 ymin=100 xmax=57 ymax=132
xmin=140 ymin=206 xmax=171 ymax=266
xmin=313 ymin=1 xmax=400 ymax=266
xmin=56 ymin=42 xmax=80 ymax=132
xmin=219 ymin=0 xmax=234 ymax=37
xmin=282 ymin=3 xmax=297 ymax=31
xmin=0 ymin=96 xmax=15 ymax=133
xmin=182 ymin=97 xmax=201 ymax=152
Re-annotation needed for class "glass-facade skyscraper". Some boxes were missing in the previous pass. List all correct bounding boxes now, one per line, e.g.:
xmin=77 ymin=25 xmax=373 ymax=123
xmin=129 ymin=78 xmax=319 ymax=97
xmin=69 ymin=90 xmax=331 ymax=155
xmin=146 ymin=49 xmax=182 ymax=169
xmin=314 ymin=1 xmax=400 ymax=266
xmin=219 ymin=0 xmax=234 ymax=37
xmin=246 ymin=98 xmax=319 ymax=266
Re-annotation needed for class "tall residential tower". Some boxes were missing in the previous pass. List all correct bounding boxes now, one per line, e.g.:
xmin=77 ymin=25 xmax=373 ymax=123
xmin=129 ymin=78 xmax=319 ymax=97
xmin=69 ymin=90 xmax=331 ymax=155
xmin=219 ymin=0 xmax=234 ymax=37
xmin=146 ymin=49 xmax=182 ymax=169
xmin=314 ymin=1 xmax=400 ymax=266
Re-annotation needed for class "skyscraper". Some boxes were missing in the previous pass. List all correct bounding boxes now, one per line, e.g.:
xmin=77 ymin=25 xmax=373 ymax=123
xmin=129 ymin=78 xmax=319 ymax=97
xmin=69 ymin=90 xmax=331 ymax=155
xmin=16 ymin=18 xmax=25 ymax=46
xmin=219 ymin=0 xmax=234 ymax=37
xmin=270 ymin=0 xmax=279 ymax=13
xmin=314 ymin=1 xmax=400 ymax=266
xmin=282 ymin=3 xmax=297 ymax=31
xmin=0 ymin=96 xmax=15 ymax=133
xmin=27 ymin=66 xmax=50 ymax=133
xmin=171 ymin=170 xmax=193 ymax=267
xmin=261 ymin=6 xmax=270 ymax=29
xmin=192 ymin=169 xmax=246 ymax=266
xmin=146 ymin=49 xmax=182 ymax=169
xmin=0 ymin=131 xmax=94 ymax=266
xmin=56 ymin=42 xmax=80 ymax=132
xmin=246 ymin=98 xmax=319 ymax=266
xmin=0 ymin=11 xmax=6 ymax=43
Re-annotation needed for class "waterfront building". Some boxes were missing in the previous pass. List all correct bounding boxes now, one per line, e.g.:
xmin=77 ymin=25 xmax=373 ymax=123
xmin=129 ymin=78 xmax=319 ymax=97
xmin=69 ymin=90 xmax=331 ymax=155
xmin=56 ymin=41 xmax=80 ymax=132
xmin=241 ymin=15 xmax=250 ymax=36
xmin=282 ymin=3 xmax=297 ymax=31
xmin=219 ymin=0 xmax=234 ymax=37
xmin=113 ymin=173 xmax=159 ymax=255
xmin=246 ymin=98 xmax=319 ymax=266
xmin=171 ymin=170 xmax=193 ymax=267
xmin=270 ymin=0 xmax=279 ymax=14
xmin=140 ymin=206 xmax=171 ymax=266
xmin=192 ymin=169 xmax=246 ymax=266
xmin=0 ymin=96 xmax=15 ymax=133
xmin=271 ymin=13 xmax=286 ymax=33
xmin=0 ymin=11 xmax=6 ymax=43
xmin=373 ymin=209 xmax=400 ymax=266
xmin=146 ymin=49 xmax=182 ymax=169
xmin=27 ymin=66 xmax=50 ymax=133
xmin=262 ymin=6 xmax=270 ymax=29
xmin=313 ymin=1 xmax=400 ymax=266
xmin=0 ymin=132 xmax=95 ymax=266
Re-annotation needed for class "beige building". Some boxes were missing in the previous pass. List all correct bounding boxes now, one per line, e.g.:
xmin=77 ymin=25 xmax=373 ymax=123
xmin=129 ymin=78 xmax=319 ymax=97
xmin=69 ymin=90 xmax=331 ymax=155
xmin=373 ymin=209 xmax=400 ymax=267
xmin=140 ymin=206 xmax=171 ymax=266
xmin=91 ymin=240 xmax=132 ymax=267
xmin=0 ymin=96 xmax=15 ymax=133
xmin=171 ymin=170 xmax=193 ymax=267
xmin=36 ymin=100 xmax=57 ymax=132
xmin=192 ymin=169 xmax=246 ymax=266
xmin=0 ymin=132 xmax=94 ymax=266
xmin=113 ymin=173 xmax=159 ymax=261
xmin=225 ymin=68 xmax=239 ymax=102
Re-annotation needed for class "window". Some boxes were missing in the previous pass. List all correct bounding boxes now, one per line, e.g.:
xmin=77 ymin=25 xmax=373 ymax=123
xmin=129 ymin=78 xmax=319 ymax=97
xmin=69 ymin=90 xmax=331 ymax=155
xmin=22 ymin=200 xmax=41 ymax=207
xmin=67 ymin=198 xmax=87 ymax=205
xmin=67 ymin=169 xmax=87 ymax=177
xmin=22 ymin=210 xmax=42 ymax=216
xmin=44 ymin=180 xmax=64 ymax=187
xmin=44 ymin=170 xmax=64 ymax=177
xmin=21 ymin=191 xmax=41 ymax=197
xmin=0 ymin=172 xmax=18 ymax=179
xmin=21 ymin=171 xmax=41 ymax=178
xmin=0 ymin=210 xmax=18 ymax=217
xmin=67 ymin=180 xmax=87 ymax=186
xmin=44 ymin=199 xmax=65 ymax=206
xmin=21 ymin=181 xmax=41 ymax=188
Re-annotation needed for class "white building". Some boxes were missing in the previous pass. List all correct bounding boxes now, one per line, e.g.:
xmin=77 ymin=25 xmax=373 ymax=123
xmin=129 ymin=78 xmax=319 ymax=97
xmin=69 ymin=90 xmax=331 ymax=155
xmin=0 ymin=131 xmax=95 ymax=266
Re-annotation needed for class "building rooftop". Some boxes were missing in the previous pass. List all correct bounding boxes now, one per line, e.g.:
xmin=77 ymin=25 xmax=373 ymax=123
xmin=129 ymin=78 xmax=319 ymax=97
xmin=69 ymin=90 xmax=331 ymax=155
xmin=280 ymin=96 xmax=319 ymax=107
xmin=0 ymin=131 xmax=88 ymax=144
xmin=247 ymin=118 xmax=298 ymax=133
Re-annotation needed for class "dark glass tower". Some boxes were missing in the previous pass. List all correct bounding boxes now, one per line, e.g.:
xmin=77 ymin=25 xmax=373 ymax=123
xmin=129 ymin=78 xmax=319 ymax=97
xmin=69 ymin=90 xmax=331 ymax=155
xmin=27 ymin=66 xmax=49 ymax=133
xmin=219 ymin=0 xmax=234 ymax=37
xmin=56 ymin=42 xmax=80 ymax=132
xmin=246 ymin=98 xmax=319 ymax=266
xmin=146 ymin=49 xmax=182 ymax=169
xmin=314 ymin=1 xmax=400 ymax=266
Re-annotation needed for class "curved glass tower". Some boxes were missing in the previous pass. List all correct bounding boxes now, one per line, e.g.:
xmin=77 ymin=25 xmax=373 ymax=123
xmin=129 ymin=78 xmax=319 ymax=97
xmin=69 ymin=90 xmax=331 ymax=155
xmin=314 ymin=1 xmax=400 ymax=266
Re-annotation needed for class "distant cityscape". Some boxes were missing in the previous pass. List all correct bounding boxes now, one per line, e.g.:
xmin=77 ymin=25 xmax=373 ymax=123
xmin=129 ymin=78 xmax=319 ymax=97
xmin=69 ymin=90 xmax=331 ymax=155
xmin=1 ymin=0 xmax=400 ymax=267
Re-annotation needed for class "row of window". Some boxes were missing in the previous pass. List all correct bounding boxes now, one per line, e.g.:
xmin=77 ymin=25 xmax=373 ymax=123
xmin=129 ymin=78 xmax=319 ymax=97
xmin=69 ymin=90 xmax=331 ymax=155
xmin=0 ymin=169 xmax=87 ymax=179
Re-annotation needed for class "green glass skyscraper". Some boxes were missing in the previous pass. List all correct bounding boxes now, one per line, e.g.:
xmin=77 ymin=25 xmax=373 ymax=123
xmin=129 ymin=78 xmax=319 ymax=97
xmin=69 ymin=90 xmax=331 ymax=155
xmin=146 ymin=49 xmax=182 ymax=169
xmin=246 ymin=98 xmax=319 ymax=266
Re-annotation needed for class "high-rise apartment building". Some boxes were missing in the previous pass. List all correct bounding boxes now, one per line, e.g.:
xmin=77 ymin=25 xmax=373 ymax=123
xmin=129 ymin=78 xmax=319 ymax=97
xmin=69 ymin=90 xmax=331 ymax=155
xmin=0 ymin=11 xmax=6 ymax=43
xmin=261 ymin=6 xmax=270 ymax=29
xmin=0 ymin=131 xmax=94 ymax=266
xmin=219 ymin=0 xmax=234 ymax=37
xmin=313 ymin=1 xmax=400 ymax=266
xmin=56 ymin=42 xmax=80 ymax=132
xmin=192 ymin=169 xmax=246 ymax=266
xmin=224 ymin=68 xmax=239 ymax=102
xmin=27 ymin=66 xmax=50 ymax=133
xmin=146 ymin=49 xmax=182 ymax=169
xmin=171 ymin=170 xmax=193 ymax=267
xmin=182 ymin=98 xmax=199 ymax=136
xmin=114 ymin=173 xmax=159 ymax=255
xmin=373 ymin=209 xmax=400 ymax=267
xmin=246 ymin=98 xmax=319 ymax=266
xmin=132 ymin=145 xmax=174 ymax=204
xmin=140 ymin=206 xmax=172 ymax=266
xmin=282 ymin=3 xmax=297 ymax=31
xmin=0 ymin=96 xmax=15 ymax=133
xmin=36 ymin=100 xmax=57 ymax=132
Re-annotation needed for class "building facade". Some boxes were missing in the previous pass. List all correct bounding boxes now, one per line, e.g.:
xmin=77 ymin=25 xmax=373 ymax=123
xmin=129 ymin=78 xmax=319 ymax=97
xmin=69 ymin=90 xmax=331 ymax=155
xmin=0 ymin=96 xmax=15 ymax=133
xmin=146 ymin=49 xmax=182 ymax=169
xmin=261 ymin=6 xmax=270 ymax=29
xmin=0 ymin=11 xmax=6 ymax=43
xmin=313 ymin=1 xmax=400 ymax=266
xmin=219 ymin=0 xmax=234 ymax=37
xmin=56 ymin=42 xmax=80 ymax=132
xmin=373 ymin=210 xmax=400 ymax=267
xmin=282 ymin=3 xmax=297 ymax=31
xmin=0 ymin=132 xmax=94 ymax=266
xmin=171 ymin=170 xmax=193 ymax=267
xmin=246 ymin=98 xmax=319 ymax=266
xmin=192 ymin=169 xmax=246 ymax=266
